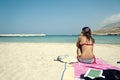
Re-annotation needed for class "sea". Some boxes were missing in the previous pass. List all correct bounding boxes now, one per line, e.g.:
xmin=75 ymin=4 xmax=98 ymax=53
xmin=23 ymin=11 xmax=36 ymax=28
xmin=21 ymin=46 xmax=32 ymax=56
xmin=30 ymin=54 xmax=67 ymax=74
xmin=0 ymin=35 xmax=120 ymax=44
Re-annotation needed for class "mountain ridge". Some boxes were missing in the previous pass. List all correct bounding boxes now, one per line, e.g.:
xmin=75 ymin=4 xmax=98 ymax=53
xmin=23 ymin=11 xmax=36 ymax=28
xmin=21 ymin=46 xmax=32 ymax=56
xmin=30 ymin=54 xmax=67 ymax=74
xmin=93 ymin=22 xmax=120 ymax=35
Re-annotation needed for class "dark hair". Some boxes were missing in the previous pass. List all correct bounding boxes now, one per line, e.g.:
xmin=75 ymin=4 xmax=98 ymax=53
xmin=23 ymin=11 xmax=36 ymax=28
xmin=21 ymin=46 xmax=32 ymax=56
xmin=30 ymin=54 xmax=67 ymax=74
xmin=82 ymin=27 xmax=94 ymax=43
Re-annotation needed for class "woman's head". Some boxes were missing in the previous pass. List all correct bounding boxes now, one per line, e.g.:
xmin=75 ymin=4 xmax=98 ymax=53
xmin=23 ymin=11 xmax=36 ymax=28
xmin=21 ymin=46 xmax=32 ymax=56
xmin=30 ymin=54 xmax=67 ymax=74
xmin=82 ymin=27 xmax=91 ymax=36
xmin=82 ymin=27 xmax=94 ymax=42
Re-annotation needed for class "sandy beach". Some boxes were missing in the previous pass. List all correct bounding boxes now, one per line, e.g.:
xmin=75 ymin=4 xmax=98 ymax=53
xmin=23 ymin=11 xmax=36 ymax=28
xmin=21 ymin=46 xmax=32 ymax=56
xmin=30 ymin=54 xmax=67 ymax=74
xmin=0 ymin=42 xmax=120 ymax=80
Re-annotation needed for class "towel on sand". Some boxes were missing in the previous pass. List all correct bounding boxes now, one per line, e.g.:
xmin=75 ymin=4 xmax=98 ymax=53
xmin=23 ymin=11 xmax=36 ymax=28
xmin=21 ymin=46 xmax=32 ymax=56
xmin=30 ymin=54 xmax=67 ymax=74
xmin=72 ymin=58 xmax=120 ymax=79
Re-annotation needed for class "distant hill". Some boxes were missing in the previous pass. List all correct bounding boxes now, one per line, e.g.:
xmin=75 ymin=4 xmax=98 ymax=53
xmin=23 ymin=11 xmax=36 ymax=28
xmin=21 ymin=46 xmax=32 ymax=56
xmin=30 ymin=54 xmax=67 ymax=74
xmin=93 ymin=22 xmax=120 ymax=35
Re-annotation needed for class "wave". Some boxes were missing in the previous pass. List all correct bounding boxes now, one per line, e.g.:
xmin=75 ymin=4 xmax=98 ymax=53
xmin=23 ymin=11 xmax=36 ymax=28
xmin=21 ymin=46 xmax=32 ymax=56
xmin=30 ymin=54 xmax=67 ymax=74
xmin=0 ymin=34 xmax=46 ymax=37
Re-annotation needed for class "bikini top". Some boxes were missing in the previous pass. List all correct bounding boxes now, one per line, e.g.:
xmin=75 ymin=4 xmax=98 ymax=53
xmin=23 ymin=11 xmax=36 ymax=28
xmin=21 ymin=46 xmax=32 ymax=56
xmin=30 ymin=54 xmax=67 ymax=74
xmin=79 ymin=39 xmax=94 ymax=46
xmin=80 ymin=43 xmax=93 ymax=46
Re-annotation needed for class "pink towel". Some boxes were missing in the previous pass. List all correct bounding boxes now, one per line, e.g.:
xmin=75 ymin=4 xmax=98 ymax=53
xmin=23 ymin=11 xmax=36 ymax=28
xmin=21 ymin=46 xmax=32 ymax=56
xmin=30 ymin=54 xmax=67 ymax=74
xmin=72 ymin=58 xmax=120 ymax=79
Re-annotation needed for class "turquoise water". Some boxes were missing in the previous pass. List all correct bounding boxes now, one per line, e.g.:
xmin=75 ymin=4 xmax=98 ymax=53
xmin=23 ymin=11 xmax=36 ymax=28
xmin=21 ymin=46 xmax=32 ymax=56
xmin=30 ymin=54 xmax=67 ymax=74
xmin=0 ymin=35 xmax=120 ymax=44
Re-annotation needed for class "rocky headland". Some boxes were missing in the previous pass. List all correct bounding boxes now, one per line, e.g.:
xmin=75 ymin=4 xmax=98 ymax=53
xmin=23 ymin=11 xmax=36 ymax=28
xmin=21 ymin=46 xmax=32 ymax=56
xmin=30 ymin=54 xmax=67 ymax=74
xmin=93 ymin=22 xmax=120 ymax=35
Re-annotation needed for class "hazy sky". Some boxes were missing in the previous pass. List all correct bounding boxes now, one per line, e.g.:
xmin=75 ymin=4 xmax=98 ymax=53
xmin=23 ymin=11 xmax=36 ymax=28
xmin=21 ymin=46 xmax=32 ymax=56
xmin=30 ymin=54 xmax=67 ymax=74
xmin=0 ymin=0 xmax=120 ymax=35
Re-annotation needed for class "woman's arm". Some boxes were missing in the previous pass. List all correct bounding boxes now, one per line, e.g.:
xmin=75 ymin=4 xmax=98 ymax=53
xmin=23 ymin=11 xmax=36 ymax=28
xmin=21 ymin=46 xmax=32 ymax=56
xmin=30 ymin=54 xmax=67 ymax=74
xmin=76 ymin=36 xmax=82 ymax=58
xmin=76 ymin=36 xmax=81 ymax=48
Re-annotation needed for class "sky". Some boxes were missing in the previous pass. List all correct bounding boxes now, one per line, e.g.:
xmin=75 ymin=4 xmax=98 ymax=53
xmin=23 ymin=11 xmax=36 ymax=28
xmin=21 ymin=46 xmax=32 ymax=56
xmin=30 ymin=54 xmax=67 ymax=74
xmin=0 ymin=0 xmax=120 ymax=35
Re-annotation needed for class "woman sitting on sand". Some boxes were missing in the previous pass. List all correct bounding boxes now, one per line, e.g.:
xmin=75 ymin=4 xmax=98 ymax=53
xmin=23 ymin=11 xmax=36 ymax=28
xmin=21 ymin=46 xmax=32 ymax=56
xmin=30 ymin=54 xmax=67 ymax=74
xmin=76 ymin=27 xmax=95 ymax=64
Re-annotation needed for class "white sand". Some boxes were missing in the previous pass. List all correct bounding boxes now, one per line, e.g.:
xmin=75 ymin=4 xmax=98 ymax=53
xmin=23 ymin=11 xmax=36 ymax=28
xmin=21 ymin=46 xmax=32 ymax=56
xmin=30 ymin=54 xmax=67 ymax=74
xmin=0 ymin=43 xmax=120 ymax=80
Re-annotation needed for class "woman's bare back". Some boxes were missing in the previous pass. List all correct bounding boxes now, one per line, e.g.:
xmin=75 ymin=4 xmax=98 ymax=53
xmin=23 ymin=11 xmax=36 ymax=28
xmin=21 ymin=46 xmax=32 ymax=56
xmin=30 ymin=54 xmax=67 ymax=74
xmin=80 ymin=36 xmax=94 ymax=58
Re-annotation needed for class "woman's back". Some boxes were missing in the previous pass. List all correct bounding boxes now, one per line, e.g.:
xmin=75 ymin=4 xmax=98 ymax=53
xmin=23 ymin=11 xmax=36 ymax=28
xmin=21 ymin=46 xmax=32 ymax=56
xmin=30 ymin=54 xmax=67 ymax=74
xmin=80 ymin=36 xmax=94 ymax=59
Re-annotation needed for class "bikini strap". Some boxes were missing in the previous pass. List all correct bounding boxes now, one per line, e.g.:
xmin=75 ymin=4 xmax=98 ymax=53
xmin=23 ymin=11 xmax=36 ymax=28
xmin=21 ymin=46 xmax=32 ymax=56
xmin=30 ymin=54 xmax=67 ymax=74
xmin=80 ymin=43 xmax=93 ymax=46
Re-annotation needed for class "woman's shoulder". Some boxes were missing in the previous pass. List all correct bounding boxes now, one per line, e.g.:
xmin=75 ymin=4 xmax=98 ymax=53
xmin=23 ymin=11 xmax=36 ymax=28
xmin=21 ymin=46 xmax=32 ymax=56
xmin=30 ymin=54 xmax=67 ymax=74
xmin=79 ymin=36 xmax=86 ymax=40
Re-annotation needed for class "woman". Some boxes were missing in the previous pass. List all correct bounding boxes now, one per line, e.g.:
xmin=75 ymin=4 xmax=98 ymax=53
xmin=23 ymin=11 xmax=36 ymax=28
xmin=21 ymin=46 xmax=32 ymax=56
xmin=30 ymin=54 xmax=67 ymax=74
xmin=76 ymin=27 xmax=95 ymax=64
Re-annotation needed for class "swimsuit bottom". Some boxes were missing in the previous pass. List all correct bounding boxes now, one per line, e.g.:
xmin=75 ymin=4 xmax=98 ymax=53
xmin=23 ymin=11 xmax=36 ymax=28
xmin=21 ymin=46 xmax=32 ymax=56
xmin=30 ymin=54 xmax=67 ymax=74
xmin=78 ymin=57 xmax=95 ymax=64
